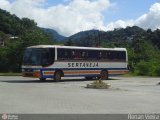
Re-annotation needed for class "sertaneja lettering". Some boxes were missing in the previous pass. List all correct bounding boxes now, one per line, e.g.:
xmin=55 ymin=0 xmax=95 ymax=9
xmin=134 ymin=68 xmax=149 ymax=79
xmin=82 ymin=63 xmax=86 ymax=67
xmin=95 ymin=63 xmax=98 ymax=67
xmin=68 ymin=62 xmax=99 ymax=68
xmin=86 ymin=63 xmax=89 ymax=67
xmin=68 ymin=63 xmax=71 ymax=67
xmin=76 ymin=63 xmax=79 ymax=67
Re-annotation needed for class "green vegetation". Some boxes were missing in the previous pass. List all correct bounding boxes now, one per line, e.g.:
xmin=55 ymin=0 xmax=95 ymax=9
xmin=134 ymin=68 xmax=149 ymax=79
xmin=86 ymin=80 xmax=111 ymax=89
xmin=0 ymin=9 xmax=160 ymax=76
xmin=0 ymin=9 xmax=54 ymax=72
xmin=65 ymin=27 xmax=160 ymax=76
xmin=0 ymin=72 xmax=21 ymax=76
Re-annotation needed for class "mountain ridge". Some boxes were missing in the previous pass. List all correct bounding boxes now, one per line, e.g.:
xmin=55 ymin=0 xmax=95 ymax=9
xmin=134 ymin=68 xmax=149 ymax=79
xmin=42 ymin=28 xmax=67 ymax=41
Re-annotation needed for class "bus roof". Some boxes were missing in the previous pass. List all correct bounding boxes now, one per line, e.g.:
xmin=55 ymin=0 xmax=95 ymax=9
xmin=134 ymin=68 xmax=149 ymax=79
xmin=27 ymin=45 xmax=127 ymax=51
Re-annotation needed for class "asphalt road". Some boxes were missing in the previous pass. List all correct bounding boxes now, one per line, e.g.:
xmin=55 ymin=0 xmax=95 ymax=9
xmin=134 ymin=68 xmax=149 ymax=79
xmin=0 ymin=76 xmax=160 ymax=114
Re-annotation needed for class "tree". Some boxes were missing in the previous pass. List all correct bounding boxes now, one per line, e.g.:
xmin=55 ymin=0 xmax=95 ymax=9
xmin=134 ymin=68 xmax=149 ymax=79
xmin=0 ymin=9 xmax=54 ymax=72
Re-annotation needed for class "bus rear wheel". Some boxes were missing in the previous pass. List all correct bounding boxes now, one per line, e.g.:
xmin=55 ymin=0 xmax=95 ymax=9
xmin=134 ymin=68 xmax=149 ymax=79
xmin=54 ymin=71 xmax=62 ymax=81
xmin=100 ymin=70 xmax=108 ymax=80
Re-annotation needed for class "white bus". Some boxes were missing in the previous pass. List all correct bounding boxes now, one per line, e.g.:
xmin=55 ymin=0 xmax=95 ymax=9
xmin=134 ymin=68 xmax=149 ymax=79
xmin=22 ymin=45 xmax=129 ymax=81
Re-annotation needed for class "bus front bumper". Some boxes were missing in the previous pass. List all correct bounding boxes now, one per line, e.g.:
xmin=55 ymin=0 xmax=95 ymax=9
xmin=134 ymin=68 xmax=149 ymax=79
xmin=22 ymin=70 xmax=41 ymax=78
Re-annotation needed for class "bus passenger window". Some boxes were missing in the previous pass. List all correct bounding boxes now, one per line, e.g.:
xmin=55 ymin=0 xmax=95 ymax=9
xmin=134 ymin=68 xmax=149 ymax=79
xmin=42 ymin=49 xmax=53 ymax=66
xmin=64 ymin=51 xmax=68 ymax=59
xmin=74 ymin=51 xmax=80 ymax=59
xmin=99 ymin=52 xmax=102 ymax=59
xmin=81 ymin=51 xmax=87 ymax=59
xmin=72 ymin=50 xmax=75 ymax=59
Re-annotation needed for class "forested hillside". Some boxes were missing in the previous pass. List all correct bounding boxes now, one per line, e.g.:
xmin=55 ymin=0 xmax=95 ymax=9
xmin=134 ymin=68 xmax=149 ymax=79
xmin=0 ymin=9 xmax=54 ymax=72
xmin=0 ymin=8 xmax=160 ymax=76
xmin=65 ymin=26 xmax=160 ymax=76
xmin=43 ymin=28 xmax=66 ymax=42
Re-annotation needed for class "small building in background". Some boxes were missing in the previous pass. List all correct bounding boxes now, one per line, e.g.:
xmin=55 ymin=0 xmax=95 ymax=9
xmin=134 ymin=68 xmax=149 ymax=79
xmin=10 ymin=36 xmax=19 ymax=39
xmin=0 ymin=34 xmax=19 ymax=47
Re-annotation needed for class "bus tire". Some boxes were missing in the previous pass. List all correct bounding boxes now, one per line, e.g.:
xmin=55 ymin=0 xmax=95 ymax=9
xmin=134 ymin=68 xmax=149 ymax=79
xmin=54 ymin=71 xmax=62 ymax=81
xmin=40 ymin=78 xmax=46 ymax=81
xmin=100 ymin=70 xmax=108 ymax=80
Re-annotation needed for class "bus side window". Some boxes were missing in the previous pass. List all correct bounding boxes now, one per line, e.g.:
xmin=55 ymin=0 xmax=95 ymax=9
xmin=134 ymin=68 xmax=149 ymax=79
xmin=57 ymin=49 xmax=63 ymax=60
xmin=120 ymin=51 xmax=126 ymax=60
xmin=107 ymin=51 xmax=111 ymax=60
xmin=57 ymin=48 xmax=69 ymax=60
xmin=105 ymin=51 xmax=109 ymax=60
xmin=81 ymin=51 xmax=87 ymax=59
xmin=42 ymin=49 xmax=52 ymax=66
xmin=98 ymin=51 xmax=106 ymax=60
xmin=88 ymin=50 xmax=98 ymax=60
xmin=99 ymin=51 xmax=102 ymax=59
xmin=64 ymin=51 xmax=68 ymax=59
xmin=74 ymin=50 xmax=80 ymax=59
xmin=112 ymin=51 xmax=117 ymax=60
xmin=72 ymin=50 xmax=75 ymax=59
xmin=87 ymin=50 xmax=92 ymax=60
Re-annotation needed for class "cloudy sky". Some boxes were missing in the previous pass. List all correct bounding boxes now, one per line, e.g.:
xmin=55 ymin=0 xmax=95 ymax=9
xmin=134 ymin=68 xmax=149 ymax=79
xmin=0 ymin=0 xmax=160 ymax=36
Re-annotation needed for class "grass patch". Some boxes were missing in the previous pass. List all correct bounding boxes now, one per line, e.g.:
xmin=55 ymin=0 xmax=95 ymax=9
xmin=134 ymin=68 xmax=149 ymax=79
xmin=86 ymin=80 xmax=111 ymax=89
xmin=121 ymin=72 xmax=136 ymax=77
xmin=0 ymin=73 xmax=21 ymax=76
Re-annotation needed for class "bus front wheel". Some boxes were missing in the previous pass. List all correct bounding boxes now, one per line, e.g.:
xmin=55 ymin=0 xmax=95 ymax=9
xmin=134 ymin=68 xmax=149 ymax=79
xmin=54 ymin=71 xmax=62 ymax=81
xmin=100 ymin=70 xmax=108 ymax=80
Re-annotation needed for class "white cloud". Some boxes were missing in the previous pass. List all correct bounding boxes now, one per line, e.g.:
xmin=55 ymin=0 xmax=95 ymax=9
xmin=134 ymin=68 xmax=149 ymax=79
xmin=106 ymin=2 xmax=160 ymax=31
xmin=0 ymin=0 xmax=11 ymax=10
xmin=0 ymin=0 xmax=111 ymax=36
xmin=106 ymin=20 xmax=134 ymax=31
xmin=1 ymin=0 xmax=160 ymax=36
xmin=135 ymin=2 xmax=160 ymax=30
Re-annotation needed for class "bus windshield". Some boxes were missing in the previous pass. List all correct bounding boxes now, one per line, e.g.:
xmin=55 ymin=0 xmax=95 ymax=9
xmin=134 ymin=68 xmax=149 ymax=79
xmin=23 ymin=48 xmax=55 ymax=66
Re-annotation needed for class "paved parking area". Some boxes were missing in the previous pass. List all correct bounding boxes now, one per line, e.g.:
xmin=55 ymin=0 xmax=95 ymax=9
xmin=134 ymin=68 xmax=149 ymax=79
xmin=0 ymin=76 xmax=160 ymax=113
